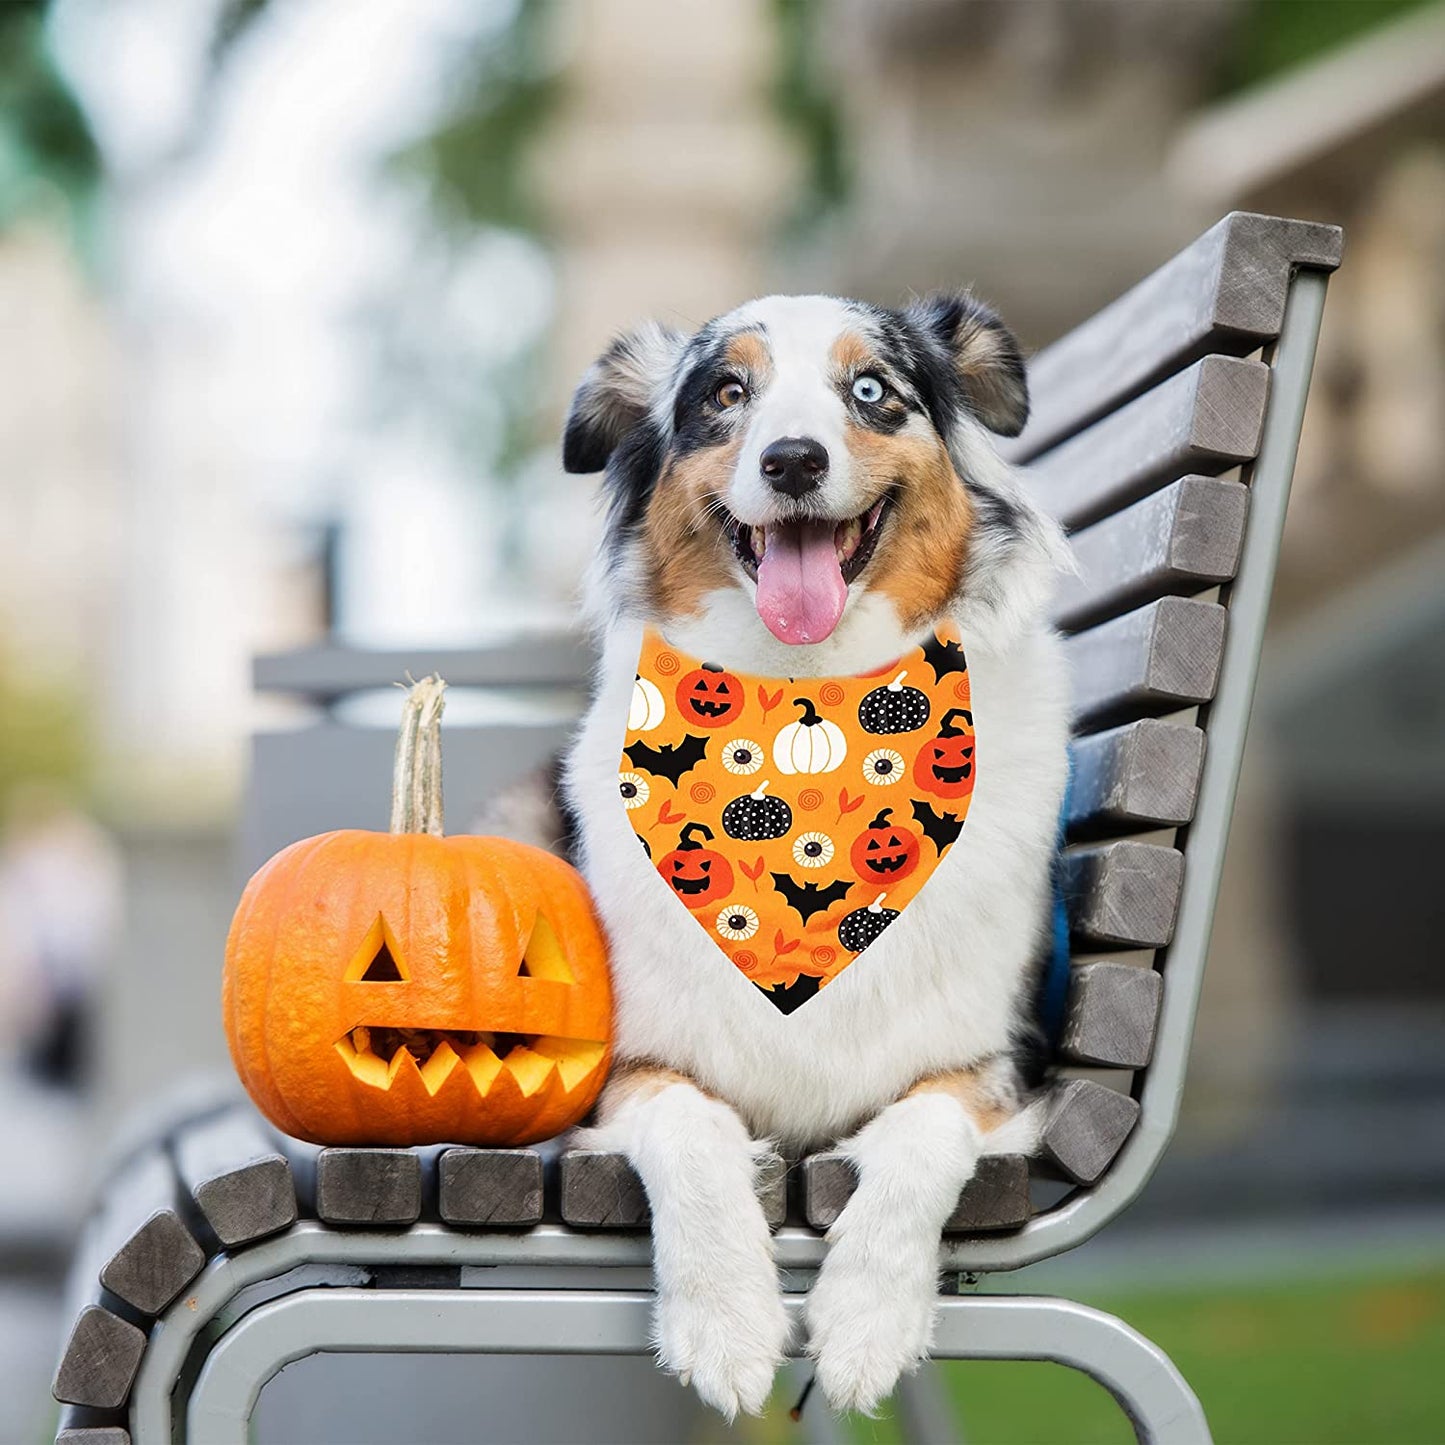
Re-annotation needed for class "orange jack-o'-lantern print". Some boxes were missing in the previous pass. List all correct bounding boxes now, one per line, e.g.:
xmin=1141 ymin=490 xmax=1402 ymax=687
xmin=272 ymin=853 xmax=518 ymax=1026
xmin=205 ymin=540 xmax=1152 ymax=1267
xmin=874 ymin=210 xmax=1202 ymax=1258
xmin=622 ymin=625 xmax=978 ymax=1013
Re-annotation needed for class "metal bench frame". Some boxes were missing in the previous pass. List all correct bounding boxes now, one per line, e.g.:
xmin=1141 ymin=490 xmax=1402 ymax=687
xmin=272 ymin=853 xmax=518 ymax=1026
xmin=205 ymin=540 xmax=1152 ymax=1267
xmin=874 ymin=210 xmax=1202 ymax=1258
xmin=54 ymin=214 xmax=1340 ymax=1445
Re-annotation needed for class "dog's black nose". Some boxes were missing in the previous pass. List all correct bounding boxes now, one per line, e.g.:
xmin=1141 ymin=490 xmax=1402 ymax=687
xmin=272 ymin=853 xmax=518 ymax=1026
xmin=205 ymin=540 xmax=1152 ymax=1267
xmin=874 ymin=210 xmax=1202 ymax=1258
xmin=760 ymin=437 xmax=828 ymax=498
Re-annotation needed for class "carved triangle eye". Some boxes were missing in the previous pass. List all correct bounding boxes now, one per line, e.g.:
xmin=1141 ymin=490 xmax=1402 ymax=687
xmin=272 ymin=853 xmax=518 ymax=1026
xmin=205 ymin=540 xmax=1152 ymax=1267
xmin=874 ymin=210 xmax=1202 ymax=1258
xmin=517 ymin=914 xmax=576 ymax=983
xmin=360 ymin=941 xmax=404 ymax=982
xmin=346 ymin=917 xmax=409 ymax=982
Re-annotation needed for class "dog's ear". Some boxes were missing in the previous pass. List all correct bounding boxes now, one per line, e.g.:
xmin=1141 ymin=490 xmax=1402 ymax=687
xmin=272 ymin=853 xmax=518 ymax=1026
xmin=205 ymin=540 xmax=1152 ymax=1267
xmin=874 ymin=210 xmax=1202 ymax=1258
xmin=906 ymin=293 xmax=1029 ymax=439
xmin=563 ymin=321 xmax=688 ymax=473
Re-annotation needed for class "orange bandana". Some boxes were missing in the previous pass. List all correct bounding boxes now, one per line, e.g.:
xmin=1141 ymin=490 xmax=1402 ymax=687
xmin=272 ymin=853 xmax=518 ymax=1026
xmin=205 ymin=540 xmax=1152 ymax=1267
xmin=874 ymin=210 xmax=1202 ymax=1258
xmin=619 ymin=625 xmax=978 ymax=1013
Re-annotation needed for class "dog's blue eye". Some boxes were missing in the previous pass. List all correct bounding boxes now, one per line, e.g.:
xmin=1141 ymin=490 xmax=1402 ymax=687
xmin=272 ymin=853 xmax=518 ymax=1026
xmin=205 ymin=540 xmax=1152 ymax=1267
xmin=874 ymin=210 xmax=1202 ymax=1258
xmin=852 ymin=374 xmax=885 ymax=404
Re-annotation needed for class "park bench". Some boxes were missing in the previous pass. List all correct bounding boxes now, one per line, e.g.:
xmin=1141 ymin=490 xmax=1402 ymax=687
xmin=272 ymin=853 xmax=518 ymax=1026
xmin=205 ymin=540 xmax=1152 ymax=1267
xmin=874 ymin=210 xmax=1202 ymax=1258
xmin=52 ymin=211 xmax=1342 ymax=1445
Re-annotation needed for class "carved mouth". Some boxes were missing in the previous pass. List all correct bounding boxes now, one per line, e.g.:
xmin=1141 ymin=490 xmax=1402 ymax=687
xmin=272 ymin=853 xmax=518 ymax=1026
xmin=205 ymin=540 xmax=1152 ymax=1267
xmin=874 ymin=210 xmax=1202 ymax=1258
xmin=724 ymin=494 xmax=893 ymax=587
xmin=686 ymin=699 xmax=731 ymax=718
xmin=862 ymin=856 xmax=909 ymax=875
xmin=669 ymin=874 xmax=714 ymax=896
xmin=932 ymin=763 xmax=973 ymax=784
xmin=336 ymin=1026 xmax=605 ymax=1097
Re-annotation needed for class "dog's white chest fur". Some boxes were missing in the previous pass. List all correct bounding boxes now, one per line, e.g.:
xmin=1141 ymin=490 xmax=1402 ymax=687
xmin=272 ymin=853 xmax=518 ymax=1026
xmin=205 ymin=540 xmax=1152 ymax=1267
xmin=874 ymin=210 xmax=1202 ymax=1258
xmin=567 ymin=617 xmax=1069 ymax=1146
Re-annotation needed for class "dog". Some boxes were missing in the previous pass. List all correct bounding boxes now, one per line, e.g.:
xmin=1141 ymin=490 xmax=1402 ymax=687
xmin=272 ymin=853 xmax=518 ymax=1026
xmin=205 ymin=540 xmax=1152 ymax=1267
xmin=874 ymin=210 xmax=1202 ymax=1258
xmin=504 ymin=292 xmax=1070 ymax=1418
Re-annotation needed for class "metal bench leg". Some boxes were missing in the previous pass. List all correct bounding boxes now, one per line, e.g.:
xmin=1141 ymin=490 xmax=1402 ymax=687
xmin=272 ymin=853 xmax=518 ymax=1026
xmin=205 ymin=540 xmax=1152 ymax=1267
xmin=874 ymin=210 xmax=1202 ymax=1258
xmin=182 ymin=1289 xmax=1208 ymax=1445
xmin=930 ymin=1295 xmax=1211 ymax=1445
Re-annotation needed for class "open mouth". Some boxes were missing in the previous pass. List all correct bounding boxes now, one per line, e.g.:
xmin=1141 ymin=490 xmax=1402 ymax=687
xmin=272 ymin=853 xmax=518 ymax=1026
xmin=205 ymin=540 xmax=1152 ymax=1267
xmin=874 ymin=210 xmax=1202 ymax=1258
xmin=725 ymin=495 xmax=893 ymax=647
xmin=336 ymin=1025 xmax=606 ymax=1097
xmin=861 ymin=856 xmax=909 ymax=875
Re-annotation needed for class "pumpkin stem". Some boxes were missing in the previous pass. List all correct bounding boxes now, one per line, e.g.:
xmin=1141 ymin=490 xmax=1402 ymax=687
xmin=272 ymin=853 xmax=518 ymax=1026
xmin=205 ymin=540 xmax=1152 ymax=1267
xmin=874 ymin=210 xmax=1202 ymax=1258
xmin=793 ymin=697 xmax=823 ymax=726
xmin=887 ymin=671 xmax=907 ymax=691
xmin=678 ymin=822 xmax=714 ymax=849
xmin=869 ymin=808 xmax=893 ymax=829
xmin=939 ymin=707 xmax=974 ymax=738
xmin=752 ymin=780 xmax=772 ymax=798
xmin=390 ymin=674 xmax=448 ymax=836
xmin=869 ymin=893 xmax=888 ymax=912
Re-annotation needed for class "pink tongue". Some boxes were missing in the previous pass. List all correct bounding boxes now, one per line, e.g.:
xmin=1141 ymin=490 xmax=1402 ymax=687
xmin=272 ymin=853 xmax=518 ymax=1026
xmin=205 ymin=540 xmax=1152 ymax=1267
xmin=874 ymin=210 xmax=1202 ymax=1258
xmin=755 ymin=520 xmax=847 ymax=645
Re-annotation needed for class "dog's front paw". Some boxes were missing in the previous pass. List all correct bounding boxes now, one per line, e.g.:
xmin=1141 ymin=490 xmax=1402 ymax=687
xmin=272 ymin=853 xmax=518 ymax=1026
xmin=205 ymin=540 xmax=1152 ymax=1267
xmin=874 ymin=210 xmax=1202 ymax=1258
xmin=654 ymin=1268 xmax=790 ymax=1419
xmin=806 ymin=1200 xmax=940 ymax=1414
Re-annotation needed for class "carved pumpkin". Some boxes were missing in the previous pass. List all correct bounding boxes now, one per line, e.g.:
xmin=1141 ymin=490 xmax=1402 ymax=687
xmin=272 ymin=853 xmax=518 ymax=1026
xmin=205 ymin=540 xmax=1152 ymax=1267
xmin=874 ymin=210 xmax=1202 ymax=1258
xmin=629 ymin=675 xmax=665 ymax=732
xmin=857 ymin=671 xmax=931 ymax=734
xmin=849 ymin=808 xmax=920 ymax=882
xmin=721 ymin=780 xmax=793 ymax=841
xmin=676 ymin=663 xmax=743 ymax=727
xmin=773 ymin=697 xmax=847 ymax=774
xmin=913 ymin=707 xmax=977 ymax=800
xmin=223 ymin=677 xmax=612 ymax=1148
xmin=657 ymin=822 xmax=734 ymax=909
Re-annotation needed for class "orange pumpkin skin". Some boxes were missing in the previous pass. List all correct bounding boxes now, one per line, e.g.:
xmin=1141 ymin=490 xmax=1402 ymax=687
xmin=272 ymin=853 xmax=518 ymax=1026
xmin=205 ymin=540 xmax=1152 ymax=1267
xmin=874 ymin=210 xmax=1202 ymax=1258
xmin=223 ymin=833 xmax=612 ymax=1147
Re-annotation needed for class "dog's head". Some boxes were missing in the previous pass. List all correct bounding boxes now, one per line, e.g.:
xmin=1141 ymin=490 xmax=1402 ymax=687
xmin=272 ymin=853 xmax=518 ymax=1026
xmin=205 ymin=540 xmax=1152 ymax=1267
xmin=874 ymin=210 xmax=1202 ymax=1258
xmin=565 ymin=293 xmax=1061 ymax=666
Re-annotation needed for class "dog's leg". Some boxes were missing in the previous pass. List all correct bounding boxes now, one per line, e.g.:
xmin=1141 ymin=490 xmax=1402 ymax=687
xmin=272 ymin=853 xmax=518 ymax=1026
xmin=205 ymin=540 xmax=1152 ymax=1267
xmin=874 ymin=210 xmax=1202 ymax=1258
xmin=806 ymin=1064 xmax=1038 ymax=1415
xmin=580 ymin=1066 xmax=791 ymax=1419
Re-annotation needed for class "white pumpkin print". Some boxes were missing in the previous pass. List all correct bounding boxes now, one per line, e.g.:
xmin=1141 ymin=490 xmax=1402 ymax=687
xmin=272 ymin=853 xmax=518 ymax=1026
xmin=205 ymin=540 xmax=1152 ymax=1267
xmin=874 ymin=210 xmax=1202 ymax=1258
xmin=773 ymin=696 xmax=847 ymax=775
xmin=629 ymin=675 xmax=665 ymax=732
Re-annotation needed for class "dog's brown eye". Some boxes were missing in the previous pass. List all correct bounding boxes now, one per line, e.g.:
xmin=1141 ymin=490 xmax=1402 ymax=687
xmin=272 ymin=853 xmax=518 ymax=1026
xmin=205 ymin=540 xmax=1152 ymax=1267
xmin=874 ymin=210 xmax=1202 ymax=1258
xmin=715 ymin=380 xmax=748 ymax=409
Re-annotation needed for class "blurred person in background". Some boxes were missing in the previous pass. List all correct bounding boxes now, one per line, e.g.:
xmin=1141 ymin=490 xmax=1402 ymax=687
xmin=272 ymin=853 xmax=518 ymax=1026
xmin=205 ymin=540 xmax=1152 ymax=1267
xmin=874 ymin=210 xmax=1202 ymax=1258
xmin=0 ymin=785 xmax=119 ymax=1089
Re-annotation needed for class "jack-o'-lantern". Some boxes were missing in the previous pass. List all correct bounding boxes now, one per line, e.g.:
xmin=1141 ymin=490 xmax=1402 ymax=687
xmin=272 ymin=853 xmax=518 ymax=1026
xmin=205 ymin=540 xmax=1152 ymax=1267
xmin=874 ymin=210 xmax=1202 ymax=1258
xmin=223 ymin=676 xmax=612 ymax=1147
xmin=849 ymin=808 xmax=920 ymax=882
xmin=676 ymin=663 xmax=744 ymax=727
xmin=657 ymin=822 xmax=734 ymax=908
xmin=913 ymin=707 xmax=977 ymax=800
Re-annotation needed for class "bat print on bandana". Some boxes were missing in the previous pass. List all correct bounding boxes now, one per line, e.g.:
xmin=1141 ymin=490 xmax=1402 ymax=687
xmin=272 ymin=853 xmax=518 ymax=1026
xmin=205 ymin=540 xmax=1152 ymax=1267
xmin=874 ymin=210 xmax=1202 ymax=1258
xmin=620 ymin=624 xmax=978 ymax=1011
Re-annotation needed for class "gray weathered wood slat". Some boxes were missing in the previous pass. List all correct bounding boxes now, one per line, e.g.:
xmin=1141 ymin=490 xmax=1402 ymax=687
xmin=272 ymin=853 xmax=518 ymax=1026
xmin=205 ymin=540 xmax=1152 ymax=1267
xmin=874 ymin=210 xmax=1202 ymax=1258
xmin=559 ymin=1150 xmax=787 ymax=1230
xmin=55 ymin=1405 xmax=129 ymax=1445
xmin=1065 ymin=596 xmax=1227 ymax=731
xmin=1022 ymin=355 xmax=1268 ymax=533
xmin=253 ymin=634 xmax=592 ymax=702
xmin=439 ymin=1148 xmax=545 ymax=1227
xmin=316 ymin=1149 xmax=422 ymax=1226
xmin=92 ymin=1150 xmax=205 ymax=1317
xmin=1002 ymin=212 xmax=1343 ymax=464
xmin=802 ymin=1153 xmax=1031 ymax=1234
xmin=1055 ymin=476 xmax=1248 ymax=632
xmin=173 ymin=1109 xmax=297 ymax=1248
xmin=1068 ymin=719 xmax=1207 ymax=835
xmin=1059 ymin=963 xmax=1164 ymax=1069
xmin=1065 ymin=839 xmax=1185 ymax=949
xmin=1037 ymin=1079 xmax=1142 ymax=1186
xmin=51 ymin=1306 xmax=147 ymax=1410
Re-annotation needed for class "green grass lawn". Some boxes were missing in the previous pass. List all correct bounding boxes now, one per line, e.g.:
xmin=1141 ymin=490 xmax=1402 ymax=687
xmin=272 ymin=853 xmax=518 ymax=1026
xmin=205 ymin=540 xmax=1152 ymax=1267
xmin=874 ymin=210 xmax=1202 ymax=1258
xmin=839 ymin=1265 xmax=1445 ymax=1445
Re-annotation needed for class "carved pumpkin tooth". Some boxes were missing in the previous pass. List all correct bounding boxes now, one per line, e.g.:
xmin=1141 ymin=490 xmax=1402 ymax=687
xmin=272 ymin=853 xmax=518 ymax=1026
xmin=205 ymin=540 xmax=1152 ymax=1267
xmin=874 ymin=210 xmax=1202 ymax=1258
xmin=420 ymin=1039 xmax=461 ymax=1095
xmin=461 ymin=1040 xmax=503 ymax=1094
xmin=335 ymin=1039 xmax=391 ymax=1089
xmin=388 ymin=1047 xmax=421 ymax=1085
xmin=532 ymin=1038 xmax=607 ymax=1091
xmin=352 ymin=1026 xmax=371 ymax=1054
xmin=503 ymin=1046 xmax=556 ymax=1096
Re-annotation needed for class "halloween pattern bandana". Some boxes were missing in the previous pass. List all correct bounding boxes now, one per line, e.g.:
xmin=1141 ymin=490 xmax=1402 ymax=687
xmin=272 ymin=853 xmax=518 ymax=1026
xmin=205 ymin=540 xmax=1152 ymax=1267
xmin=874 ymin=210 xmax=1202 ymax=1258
xmin=619 ymin=624 xmax=978 ymax=1014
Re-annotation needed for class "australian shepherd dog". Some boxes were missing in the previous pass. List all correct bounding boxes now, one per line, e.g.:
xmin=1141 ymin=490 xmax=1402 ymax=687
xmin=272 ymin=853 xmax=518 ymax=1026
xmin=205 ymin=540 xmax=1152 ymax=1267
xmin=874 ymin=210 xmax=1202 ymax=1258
xmin=508 ymin=293 xmax=1071 ymax=1417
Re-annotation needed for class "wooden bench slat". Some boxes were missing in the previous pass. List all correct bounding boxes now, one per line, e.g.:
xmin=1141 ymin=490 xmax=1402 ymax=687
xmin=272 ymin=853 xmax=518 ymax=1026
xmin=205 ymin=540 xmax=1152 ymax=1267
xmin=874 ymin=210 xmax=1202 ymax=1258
xmin=1002 ymin=212 xmax=1342 ymax=463
xmin=1037 ymin=1078 xmax=1142 ymax=1186
xmin=439 ymin=1148 xmax=544 ymax=1227
xmin=1068 ymin=719 xmax=1207 ymax=835
xmin=93 ymin=1151 xmax=205 ymax=1317
xmin=1059 ymin=963 xmax=1164 ymax=1069
xmin=558 ymin=1150 xmax=787 ymax=1230
xmin=1023 ymin=355 xmax=1268 ymax=532
xmin=802 ymin=1153 xmax=1031 ymax=1234
xmin=1065 ymin=839 xmax=1185 ymax=949
xmin=57 ymin=1428 xmax=130 ymax=1445
xmin=173 ymin=1109 xmax=297 ymax=1249
xmin=1066 ymin=596 xmax=1226 ymax=731
xmin=316 ymin=1148 xmax=422 ymax=1227
xmin=1055 ymin=476 xmax=1248 ymax=632
xmin=52 ymin=1307 xmax=146 ymax=1410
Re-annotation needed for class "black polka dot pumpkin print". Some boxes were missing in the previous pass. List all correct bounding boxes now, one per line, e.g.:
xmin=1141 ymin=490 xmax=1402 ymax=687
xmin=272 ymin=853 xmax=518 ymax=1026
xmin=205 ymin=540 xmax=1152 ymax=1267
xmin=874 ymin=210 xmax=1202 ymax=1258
xmin=721 ymin=781 xmax=792 ymax=841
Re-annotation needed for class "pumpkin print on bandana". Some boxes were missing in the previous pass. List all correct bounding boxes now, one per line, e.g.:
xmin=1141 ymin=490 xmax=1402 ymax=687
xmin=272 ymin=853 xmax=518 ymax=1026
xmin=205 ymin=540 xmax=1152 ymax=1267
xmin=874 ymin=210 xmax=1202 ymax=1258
xmin=620 ymin=625 xmax=979 ymax=1014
